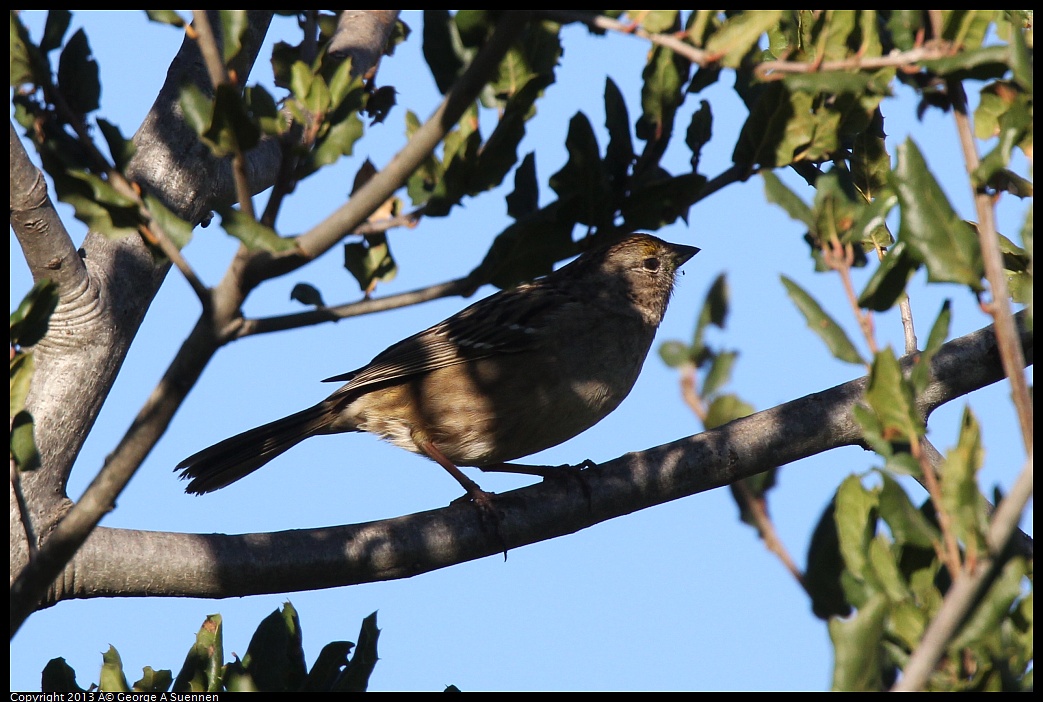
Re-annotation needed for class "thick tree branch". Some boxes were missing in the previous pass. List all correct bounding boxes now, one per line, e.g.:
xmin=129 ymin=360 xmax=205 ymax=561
xmin=11 ymin=11 xmax=536 ymax=637
xmin=9 ymin=121 xmax=85 ymax=292
xmin=37 ymin=313 xmax=1031 ymax=605
xmin=235 ymin=11 xmax=533 ymax=288
xmin=10 ymin=11 xmax=277 ymax=637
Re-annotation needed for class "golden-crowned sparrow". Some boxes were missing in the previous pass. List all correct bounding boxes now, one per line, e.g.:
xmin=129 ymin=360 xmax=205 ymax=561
xmin=177 ymin=233 xmax=697 ymax=502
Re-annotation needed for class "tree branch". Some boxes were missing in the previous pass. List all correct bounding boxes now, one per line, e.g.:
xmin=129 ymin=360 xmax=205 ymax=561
xmin=10 ymin=11 xmax=535 ymax=637
xmin=36 ymin=313 xmax=1031 ymax=605
xmin=10 ymin=11 xmax=277 ymax=638
xmin=9 ymin=121 xmax=85 ymax=292
xmin=892 ymin=454 xmax=1034 ymax=692
xmin=947 ymin=79 xmax=1033 ymax=455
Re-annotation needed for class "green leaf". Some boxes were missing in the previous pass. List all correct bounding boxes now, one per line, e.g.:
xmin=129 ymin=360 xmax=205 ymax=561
xmin=219 ymin=10 xmax=248 ymax=63
xmin=473 ymin=73 xmax=550 ymax=194
xmin=858 ymin=240 xmax=920 ymax=312
xmin=219 ymin=208 xmax=296 ymax=253
xmin=178 ymin=82 xmax=215 ymax=141
xmin=811 ymin=170 xmax=865 ymax=246
xmin=850 ymin=109 xmax=892 ymax=201
xmin=10 ymin=352 xmax=35 ymax=417
xmin=244 ymin=85 xmax=287 ymax=136
xmin=920 ymin=44 xmax=1010 ymax=81
xmin=781 ymin=276 xmax=865 ymax=365
xmin=865 ymin=347 xmax=924 ymax=443
xmin=886 ymin=11 xmax=923 ymax=52
xmin=343 ymin=235 xmax=397 ymax=293
xmin=10 ymin=278 xmax=59 ymax=348
xmin=57 ymin=28 xmax=100 ymax=117
xmin=910 ymin=299 xmax=951 ymax=393
xmin=133 ymin=667 xmax=173 ymax=693
xmin=57 ymin=170 xmax=141 ymax=239
xmin=867 ymin=534 xmax=909 ymax=602
xmin=10 ymin=408 xmax=40 ymax=471
xmin=490 ymin=20 xmax=560 ymax=105
xmin=949 ymin=557 xmax=1027 ymax=651
xmin=310 ymin=112 xmax=364 ymax=170
xmin=763 ymin=170 xmax=814 ymax=227
xmin=877 ymin=472 xmax=939 ymax=549
xmin=639 ymin=10 xmax=680 ymax=34
xmin=703 ymin=351 xmax=739 ymax=400
xmin=636 ymin=40 xmax=688 ymax=145
xmin=10 ymin=12 xmax=38 ymax=87
xmin=829 ymin=592 xmax=888 ymax=691
xmin=849 ymin=190 xmax=897 ymax=250
xmin=940 ymin=408 xmax=987 ymax=553
xmin=892 ymin=139 xmax=984 ymax=290
xmin=207 ymin=84 xmax=261 ymax=154
xmin=834 ymin=475 xmax=877 ymax=582
xmin=657 ymin=340 xmax=691 ymax=369
xmin=704 ymin=392 xmax=754 ymax=430
xmin=144 ymin=10 xmax=187 ymax=28
xmin=100 ymin=646 xmax=131 ymax=692
xmin=704 ymin=10 xmax=783 ymax=68
xmin=173 ymin=614 xmax=224 ymax=693
xmin=144 ymin=194 xmax=194 ymax=251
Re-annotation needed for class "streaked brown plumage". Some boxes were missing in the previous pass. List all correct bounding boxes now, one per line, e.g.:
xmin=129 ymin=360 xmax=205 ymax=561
xmin=176 ymin=233 xmax=697 ymax=501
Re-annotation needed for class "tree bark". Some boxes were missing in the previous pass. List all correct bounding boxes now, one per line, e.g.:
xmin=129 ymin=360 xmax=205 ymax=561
xmin=35 ymin=314 xmax=1031 ymax=605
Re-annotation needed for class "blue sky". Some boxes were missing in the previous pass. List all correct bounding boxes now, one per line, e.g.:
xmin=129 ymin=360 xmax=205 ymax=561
xmin=10 ymin=11 xmax=1031 ymax=692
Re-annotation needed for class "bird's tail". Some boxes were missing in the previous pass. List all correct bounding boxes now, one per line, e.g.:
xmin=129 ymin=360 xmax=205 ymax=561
xmin=176 ymin=403 xmax=334 ymax=494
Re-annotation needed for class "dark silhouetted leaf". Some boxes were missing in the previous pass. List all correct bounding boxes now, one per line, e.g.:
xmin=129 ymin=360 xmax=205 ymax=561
xmin=57 ymin=29 xmax=100 ymax=117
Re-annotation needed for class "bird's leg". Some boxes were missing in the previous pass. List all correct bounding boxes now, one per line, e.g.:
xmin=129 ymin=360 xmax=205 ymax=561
xmin=479 ymin=459 xmax=596 ymax=506
xmin=477 ymin=459 xmax=597 ymax=478
xmin=413 ymin=435 xmax=496 ymax=509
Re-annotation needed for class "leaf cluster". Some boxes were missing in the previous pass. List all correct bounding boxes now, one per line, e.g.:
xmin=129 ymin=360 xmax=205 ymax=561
xmin=42 ymin=605 xmax=382 ymax=693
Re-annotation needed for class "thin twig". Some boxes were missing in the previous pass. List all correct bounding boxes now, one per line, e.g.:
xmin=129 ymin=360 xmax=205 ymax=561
xmin=138 ymin=217 xmax=210 ymax=306
xmin=35 ymin=67 xmax=212 ymax=306
xmin=541 ymin=10 xmax=710 ymax=65
xmin=10 ymin=456 xmax=38 ymax=559
xmin=823 ymin=239 xmax=877 ymax=360
xmin=190 ymin=10 xmax=230 ymax=87
xmin=947 ymin=80 xmax=1033 ymax=456
xmin=9 ymin=12 xmax=535 ymax=638
xmin=893 ymin=454 xmax=1033 ymax=691
xmin=731 ymin=480 xmax=807 ymax=587
xmin=234 ymin=275 xmax=478 ymax=338
xmin=899 ymin=297 xmax=918 ymax=355
xmin=755 ymin=44 xmax=956 ymax=80
xmin=191 ymin=10 xmax=256 ymax=220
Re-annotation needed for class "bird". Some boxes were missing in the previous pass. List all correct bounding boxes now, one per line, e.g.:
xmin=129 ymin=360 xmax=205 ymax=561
xmin=176 ymin=233 xmax=698 ymax=505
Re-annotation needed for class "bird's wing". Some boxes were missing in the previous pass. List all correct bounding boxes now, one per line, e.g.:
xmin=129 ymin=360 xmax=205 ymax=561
xmin=323 ymin=281 xmax=569 ymax=395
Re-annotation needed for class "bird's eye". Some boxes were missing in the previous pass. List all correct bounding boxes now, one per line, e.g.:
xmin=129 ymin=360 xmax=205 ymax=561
xmin=642 ymin=256 xmax=660 ymax=272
